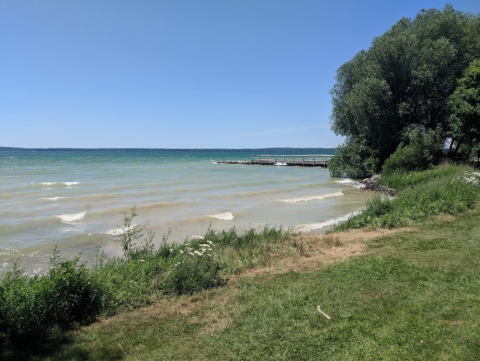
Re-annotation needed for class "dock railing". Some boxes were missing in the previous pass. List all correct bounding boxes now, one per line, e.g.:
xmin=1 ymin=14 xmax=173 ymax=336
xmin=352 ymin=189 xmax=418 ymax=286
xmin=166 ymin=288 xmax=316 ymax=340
xmin=251 ymin=154 xmax=334 ymax=167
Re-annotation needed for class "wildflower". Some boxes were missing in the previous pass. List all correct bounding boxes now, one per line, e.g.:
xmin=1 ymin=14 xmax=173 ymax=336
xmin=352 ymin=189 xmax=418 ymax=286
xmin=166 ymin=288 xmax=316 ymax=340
xmin=179 ymin=249 xmax=184 ymax=254
xmin=140 ymin=259 xmax=145 ymax=262
xmin=194 ymin=250 xmax=203 ymax=256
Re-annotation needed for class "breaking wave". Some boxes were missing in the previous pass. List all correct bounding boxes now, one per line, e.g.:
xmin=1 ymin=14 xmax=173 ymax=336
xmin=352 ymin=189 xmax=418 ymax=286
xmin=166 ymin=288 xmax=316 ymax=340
xmin=335 ymin=179 xmax=355 ymax=184
xmin=295 ymin=209 xmax=363 ymax=232
xmin=33 ymin=182 xmax=81 ymax=187
xmin=207 ymin=212 xmax=235 ymax=220
xmin=279 ymin=191 xmax=344 ymax=203
xmin=55 ymin=211 xmax=86 ymax=224
xmin=105 ymin=224 xmax=137 ymax=236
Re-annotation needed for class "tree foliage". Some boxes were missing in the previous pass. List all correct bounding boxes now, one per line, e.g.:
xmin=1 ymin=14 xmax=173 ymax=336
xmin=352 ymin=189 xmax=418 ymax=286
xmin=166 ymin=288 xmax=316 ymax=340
xmin=448 ymin=59 xmax=480 ymax=158
xmin=330 ymin=4 xmax=480 ymax=177
xmin=382 ymin=127 xmax=444 ymax=174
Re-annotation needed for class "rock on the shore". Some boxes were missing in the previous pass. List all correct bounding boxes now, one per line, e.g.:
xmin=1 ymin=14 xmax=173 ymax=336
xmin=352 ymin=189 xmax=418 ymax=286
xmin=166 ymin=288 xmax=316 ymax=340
xmin=362 ymin=174 xmax=396 ymax=197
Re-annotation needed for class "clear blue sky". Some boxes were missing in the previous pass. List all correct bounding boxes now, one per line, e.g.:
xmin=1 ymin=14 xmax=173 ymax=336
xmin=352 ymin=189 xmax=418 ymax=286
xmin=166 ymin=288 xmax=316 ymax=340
xmin=1 ymin=0 xmax=479 ymax=148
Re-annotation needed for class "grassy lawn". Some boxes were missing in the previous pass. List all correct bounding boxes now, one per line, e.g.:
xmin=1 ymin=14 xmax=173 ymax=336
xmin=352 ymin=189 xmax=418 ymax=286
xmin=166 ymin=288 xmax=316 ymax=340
xmin=34 ymin=209 xmax=480 ymax=360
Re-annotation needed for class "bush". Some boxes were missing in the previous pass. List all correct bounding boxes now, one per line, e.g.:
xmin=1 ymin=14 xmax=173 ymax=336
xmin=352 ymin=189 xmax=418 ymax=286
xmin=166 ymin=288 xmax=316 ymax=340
xmin=163 ymin=254 xmax=223 ymax=295
xmin=0 ymin=248 xmax=102 ymax=347
xmin=329 ymin=139 xmax=375 ymax=178
xmin=382 ymin=127 xmax=443 ymax=174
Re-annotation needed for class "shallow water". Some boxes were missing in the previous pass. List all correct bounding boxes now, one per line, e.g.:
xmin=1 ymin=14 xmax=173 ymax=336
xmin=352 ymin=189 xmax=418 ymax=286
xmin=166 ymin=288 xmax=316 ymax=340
xmin=0 ymin=148 xmax=370 ymax=274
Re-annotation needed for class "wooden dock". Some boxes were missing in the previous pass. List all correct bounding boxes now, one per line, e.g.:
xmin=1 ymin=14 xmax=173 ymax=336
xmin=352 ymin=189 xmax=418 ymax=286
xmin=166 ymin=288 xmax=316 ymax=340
xmin=217 ymin=154 xmax=333 ymax=167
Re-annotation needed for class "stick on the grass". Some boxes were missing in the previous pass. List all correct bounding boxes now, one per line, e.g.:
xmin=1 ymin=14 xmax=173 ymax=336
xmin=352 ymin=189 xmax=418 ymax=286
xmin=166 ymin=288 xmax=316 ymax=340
xmin=317 ymin=305 xmax=331 ymax=319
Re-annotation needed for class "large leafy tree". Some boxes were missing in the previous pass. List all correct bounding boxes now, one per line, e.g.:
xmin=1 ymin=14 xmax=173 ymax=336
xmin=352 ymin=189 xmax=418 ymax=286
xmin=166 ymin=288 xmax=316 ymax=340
xmin=448 ymin=59 xmax=480 ymax=158
xmin=329 ymin=5 xmax=480 ymax=177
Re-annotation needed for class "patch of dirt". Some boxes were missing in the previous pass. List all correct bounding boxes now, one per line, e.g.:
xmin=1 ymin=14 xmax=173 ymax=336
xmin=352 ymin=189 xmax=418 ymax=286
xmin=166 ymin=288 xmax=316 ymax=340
xmin=84 ymin=288 xmax=239 ymax=336
xmin=437 ymin=214 xmax=457 ymax=222
xmin=443 ymin=320 xmax=465 ymax=327
xmin=236 ymin=227 xmax=417 ymax=277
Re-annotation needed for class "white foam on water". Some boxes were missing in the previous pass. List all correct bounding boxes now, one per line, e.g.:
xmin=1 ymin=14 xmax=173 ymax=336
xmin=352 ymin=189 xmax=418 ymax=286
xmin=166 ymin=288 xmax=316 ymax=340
xmin=55 ymin=211 xmax=86 ymax=224
xmin=35 ymin=182 xmax=80 ymax=186
xmin=207 ymin=212 xmax=235 ymax=220
xmin=335 ymin=179 xmax=355 ymax=184
xmin=279 ymin=191 xmax=344 ymax=203
xmin=296 ymin=210 xmax=363 ymax=232
xmin=105 ymin=224 xmax=137 ymax=236
xmin=41 ymin=197 xmax=66 ymax=201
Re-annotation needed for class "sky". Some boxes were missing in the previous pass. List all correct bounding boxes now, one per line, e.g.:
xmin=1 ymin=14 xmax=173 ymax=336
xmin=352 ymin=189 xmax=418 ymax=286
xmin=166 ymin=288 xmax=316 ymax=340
xmin=1 ymin=0 xmax=479 ymax=149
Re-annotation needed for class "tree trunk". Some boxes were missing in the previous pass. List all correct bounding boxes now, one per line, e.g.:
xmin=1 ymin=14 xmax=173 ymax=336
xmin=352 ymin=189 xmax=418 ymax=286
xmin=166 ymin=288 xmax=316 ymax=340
xmin=448 ymin=138 xmax=455 ymax=153
xmin=452 ymin=138 xmax=464 ymax=157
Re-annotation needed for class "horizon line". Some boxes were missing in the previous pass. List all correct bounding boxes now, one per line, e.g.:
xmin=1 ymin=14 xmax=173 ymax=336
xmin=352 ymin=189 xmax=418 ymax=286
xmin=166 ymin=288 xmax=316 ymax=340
xmin=0 ymin=146 xmax=337 ymax=151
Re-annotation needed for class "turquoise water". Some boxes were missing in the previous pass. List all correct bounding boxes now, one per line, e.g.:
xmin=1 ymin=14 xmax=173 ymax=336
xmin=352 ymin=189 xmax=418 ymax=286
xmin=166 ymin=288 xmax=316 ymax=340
xmin=0 ymin=148 xmax=370 ymax=274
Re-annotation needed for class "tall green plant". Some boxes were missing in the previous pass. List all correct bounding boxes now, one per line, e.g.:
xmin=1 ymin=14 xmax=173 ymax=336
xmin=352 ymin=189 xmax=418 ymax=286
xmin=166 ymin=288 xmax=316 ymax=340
xmin=118 ymin=206 xmax=146 ymax=260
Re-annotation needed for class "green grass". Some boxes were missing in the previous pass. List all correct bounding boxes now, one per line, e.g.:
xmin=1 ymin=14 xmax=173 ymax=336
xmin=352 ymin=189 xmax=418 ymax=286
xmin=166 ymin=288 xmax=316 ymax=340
xmin=376 ymin=164 xmax=461 ymax=190
xmin=28 ymin=206 xmax=480 ymax=360
xmin=335 ymin=165 xmax=480 ymax=230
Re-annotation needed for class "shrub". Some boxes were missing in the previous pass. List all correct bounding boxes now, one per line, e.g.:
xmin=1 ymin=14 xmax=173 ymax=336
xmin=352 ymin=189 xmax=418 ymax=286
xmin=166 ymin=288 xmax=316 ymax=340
xmin=329 ymin=139 xmax=375 ymax=178
xmin=382 ymin=127 xmax=443 ymax=174
xmin=0 ymin=248 xmax=102 ymax=347
xmin=38 ymin=251 xmax=102 ymax=330
xmin=163 ymin=254 xmax=223 ymax=295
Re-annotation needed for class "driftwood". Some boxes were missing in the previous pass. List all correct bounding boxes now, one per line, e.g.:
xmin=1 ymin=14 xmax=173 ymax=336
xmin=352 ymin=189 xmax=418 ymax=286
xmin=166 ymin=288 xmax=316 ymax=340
xmin=317 ymin=305 xmax=331 ymax=319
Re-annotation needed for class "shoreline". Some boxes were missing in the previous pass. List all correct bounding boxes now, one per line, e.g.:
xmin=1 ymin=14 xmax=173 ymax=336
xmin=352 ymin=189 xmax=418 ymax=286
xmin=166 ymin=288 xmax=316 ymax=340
xmin=2 ymin=164 xmax=480 ymax=359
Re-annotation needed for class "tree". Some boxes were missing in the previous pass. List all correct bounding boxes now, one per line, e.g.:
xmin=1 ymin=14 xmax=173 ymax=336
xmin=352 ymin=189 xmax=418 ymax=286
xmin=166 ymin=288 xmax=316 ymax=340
xmin=448 ymin=59 xmax=480 ymax=158
xmin=329 ymin=4 xmax=480 ymax=177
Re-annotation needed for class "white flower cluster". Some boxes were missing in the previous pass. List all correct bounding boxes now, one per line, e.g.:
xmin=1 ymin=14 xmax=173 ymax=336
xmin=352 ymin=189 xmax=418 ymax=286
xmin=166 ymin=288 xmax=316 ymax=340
xmin=175 ymin=240 xmax=215 ymax=266
xmin=464 ymin=171 xmax=480 ymax=185
xmin=186 ymin=241 xmax=214 ymax=256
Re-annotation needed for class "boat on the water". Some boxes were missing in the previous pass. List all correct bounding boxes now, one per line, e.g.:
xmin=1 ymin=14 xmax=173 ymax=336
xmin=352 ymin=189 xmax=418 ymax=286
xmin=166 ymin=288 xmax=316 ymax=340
xmin=274 ymin=161 xmax=288 ymax=166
